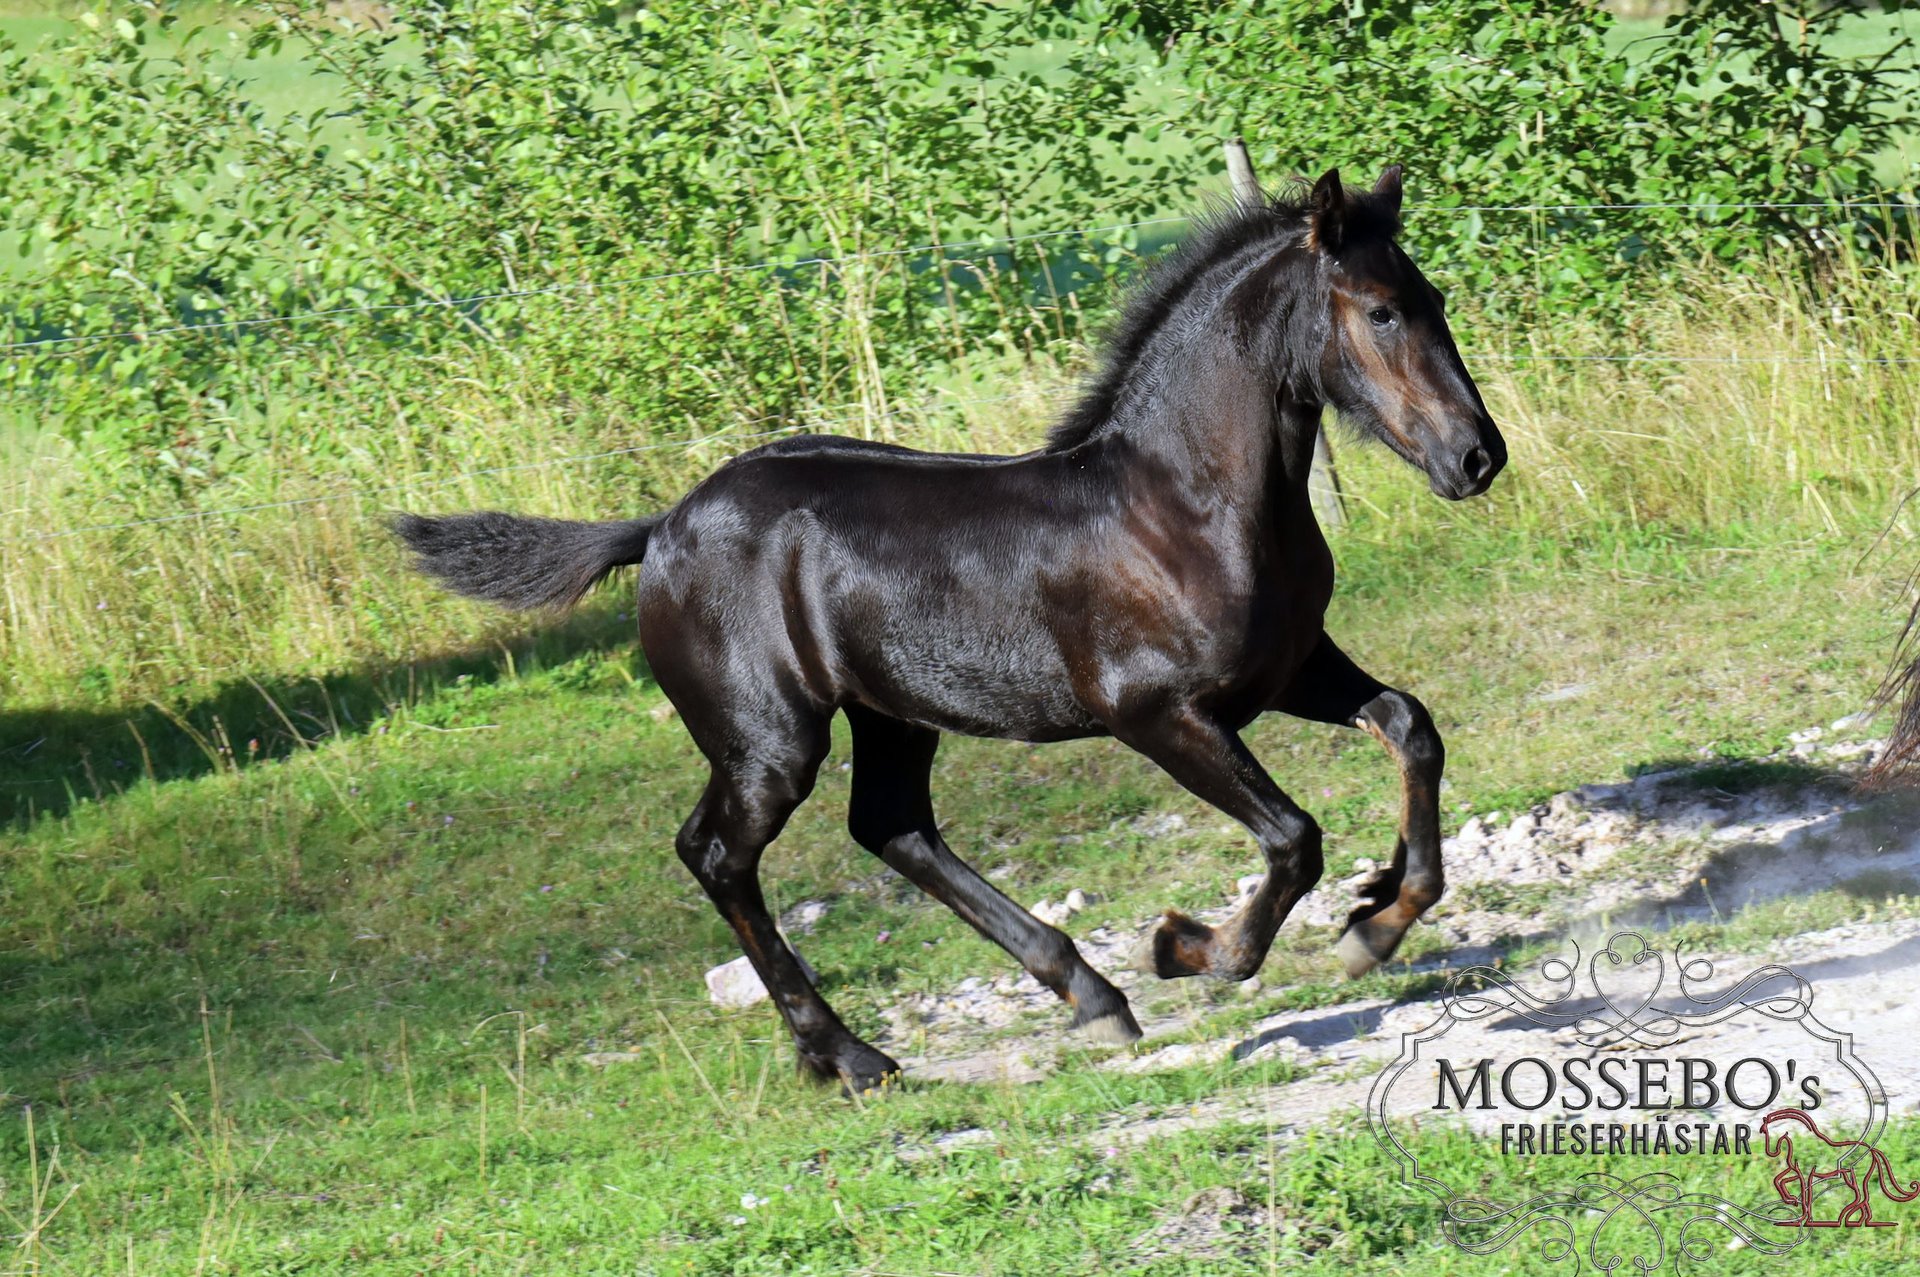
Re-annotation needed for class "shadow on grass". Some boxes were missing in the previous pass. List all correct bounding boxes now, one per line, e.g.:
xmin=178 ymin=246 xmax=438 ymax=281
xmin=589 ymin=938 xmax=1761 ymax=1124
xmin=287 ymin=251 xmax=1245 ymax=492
xmin=0 ymin=600 xmax=654 ymax=828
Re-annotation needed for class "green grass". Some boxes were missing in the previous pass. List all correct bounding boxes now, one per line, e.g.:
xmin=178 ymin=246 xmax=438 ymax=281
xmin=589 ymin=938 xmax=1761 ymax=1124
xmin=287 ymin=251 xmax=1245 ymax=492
xmin=7 ymin=6 xmax=1920 ymax=1271
xmin=8 ymin=508 xmax=1920 ymax=1272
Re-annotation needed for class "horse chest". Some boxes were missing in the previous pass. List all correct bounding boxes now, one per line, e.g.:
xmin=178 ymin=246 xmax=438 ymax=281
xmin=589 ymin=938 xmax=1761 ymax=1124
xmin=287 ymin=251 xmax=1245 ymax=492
xmin=1202 ymin=514 xmax=1334 ymax=644
xmin=1071 ymin=517 xmax=1333 ymax=718
xmin=1215 ymin=538 xmax=1335 ymax=692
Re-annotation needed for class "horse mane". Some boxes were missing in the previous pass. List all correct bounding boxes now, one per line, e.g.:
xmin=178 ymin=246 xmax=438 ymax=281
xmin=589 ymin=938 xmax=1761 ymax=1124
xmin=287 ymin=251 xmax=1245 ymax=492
xmin=1046 ymin=182 xmax=1403 ymax=453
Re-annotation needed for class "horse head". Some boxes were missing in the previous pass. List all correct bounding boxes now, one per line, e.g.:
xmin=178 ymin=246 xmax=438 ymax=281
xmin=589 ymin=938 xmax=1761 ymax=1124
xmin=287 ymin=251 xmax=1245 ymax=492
xmin=1760 ymin=1107 xmax=1817 ymax=1158
xmin=1300 ymin=165 xmax=1507 ymax=501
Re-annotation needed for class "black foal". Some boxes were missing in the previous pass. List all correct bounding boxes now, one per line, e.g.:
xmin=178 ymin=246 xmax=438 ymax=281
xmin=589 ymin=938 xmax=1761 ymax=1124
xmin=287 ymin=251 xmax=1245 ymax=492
xmin=396 ymin=166 xmax=1505 ymax=1090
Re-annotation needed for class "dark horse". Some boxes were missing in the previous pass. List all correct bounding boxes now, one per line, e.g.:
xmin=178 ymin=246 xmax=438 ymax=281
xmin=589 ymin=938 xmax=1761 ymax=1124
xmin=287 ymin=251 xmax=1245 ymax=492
xmin=394 ymin=167 xmax=1505 ymax=1090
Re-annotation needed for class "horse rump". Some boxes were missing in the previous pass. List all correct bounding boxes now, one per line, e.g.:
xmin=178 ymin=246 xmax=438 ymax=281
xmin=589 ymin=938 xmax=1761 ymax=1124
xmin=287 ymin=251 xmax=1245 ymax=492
xmin=390 ymin=510 xmax=659 ymax=611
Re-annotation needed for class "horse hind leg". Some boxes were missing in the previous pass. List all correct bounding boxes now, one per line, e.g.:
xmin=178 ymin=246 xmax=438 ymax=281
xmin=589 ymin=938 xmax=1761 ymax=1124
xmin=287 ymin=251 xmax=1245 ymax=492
xmin=844 ymin=706 xmax=1140 ymax=1045
xmin=676 ymin=729 xmax=901 ymax=1093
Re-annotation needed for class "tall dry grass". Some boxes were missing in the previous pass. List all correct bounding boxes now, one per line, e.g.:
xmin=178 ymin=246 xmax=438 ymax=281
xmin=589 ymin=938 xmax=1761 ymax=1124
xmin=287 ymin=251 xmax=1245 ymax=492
xmin=4 ymin=242 xmax=1918 ymax=711
xmin=0 ymin=367 xmax=1056 ymax=707
xmin=1451 ymin=245 xmax=1920 ymax=540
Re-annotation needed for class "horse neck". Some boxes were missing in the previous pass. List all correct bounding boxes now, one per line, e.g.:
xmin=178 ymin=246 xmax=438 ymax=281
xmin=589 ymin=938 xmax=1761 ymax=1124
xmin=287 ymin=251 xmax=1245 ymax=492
xmin=1089 ymin=229 xmax=1324 ymax=518
xmin=1111 ymin=356 xmax=1322 ymax=524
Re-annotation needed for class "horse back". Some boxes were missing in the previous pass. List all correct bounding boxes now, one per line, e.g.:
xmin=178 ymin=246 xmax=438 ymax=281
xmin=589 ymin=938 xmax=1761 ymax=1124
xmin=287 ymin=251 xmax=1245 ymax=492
xmin=639 ymin=435 xmax=1112 ymax=739
xmin=638 ymin=433 xmax=1334 ymax=741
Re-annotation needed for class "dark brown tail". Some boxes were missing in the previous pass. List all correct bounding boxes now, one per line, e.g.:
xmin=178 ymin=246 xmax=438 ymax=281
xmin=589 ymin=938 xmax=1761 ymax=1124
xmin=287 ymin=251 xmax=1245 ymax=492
xmin=390 ymin=511 xmax=659 ymax=611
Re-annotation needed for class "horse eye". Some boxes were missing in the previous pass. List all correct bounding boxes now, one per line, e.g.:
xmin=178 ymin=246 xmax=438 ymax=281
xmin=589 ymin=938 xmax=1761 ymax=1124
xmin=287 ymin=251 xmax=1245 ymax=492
xmin=1368 ymin=307 xmax=1396 ymax=329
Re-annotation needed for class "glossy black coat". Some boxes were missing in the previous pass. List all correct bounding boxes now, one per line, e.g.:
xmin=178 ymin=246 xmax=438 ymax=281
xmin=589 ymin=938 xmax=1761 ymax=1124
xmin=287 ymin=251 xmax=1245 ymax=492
xmin=396 ymin=167 xmax=1506 ymax=1090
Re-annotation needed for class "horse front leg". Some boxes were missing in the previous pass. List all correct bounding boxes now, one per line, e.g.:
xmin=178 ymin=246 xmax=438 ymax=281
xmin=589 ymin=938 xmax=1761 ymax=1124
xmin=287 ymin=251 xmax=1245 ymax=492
xmin=1773 ymin=1165 xmax=1803 ymax=1214
xmin=1275 ymin=635 xmax=1445 ymax=976
xmin=1117 ymin=705 xmax=1323 ymax=982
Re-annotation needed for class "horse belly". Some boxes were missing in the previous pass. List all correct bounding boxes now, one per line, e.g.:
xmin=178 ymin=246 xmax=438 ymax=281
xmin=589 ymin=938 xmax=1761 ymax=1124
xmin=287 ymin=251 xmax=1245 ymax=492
xmin=834 ymin=597 xmax=1099 ymax=741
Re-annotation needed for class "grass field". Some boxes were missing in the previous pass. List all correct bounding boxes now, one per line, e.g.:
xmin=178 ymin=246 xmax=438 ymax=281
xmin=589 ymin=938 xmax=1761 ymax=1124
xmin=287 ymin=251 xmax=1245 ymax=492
xmin=8 ymin=3 xmax=1920 ymax=1273
xmin=8 ymin=492 xmax=1920 ymax=1272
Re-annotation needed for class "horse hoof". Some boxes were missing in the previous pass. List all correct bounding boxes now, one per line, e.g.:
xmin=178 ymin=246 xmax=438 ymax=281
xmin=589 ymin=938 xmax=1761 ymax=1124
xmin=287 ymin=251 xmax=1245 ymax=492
xmin=1334 ymin=927 xmax=1381 ymax=978
xmin=801 ymin=1042 xmax=903 ymax=1096
xmin=1336 ymin=911 xmax=1417 ymax=977
xmin=841 ymin=1043 xmax=905 ymax=1097
xmin=1133 ymin=910 xmax=1216 ymax=979
xmin=1073 ymin=1006 xmax=1144 ymax=1046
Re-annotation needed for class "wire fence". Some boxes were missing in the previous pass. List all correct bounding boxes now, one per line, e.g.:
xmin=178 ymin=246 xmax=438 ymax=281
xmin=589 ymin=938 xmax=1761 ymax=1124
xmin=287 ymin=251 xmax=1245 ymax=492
xmin=4 ymin=197 xmax=1913 ymax=355
xmin=6 ymin=194 xmax=1917 ymax=545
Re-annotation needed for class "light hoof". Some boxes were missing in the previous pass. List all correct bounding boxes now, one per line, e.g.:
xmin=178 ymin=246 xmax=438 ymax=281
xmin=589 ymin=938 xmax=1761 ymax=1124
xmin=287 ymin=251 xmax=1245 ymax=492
xmin=1075 ymin=1008 xmax=1144 ymax=1046
xmin=1334 ymin=926 xmax=1383 ymax=979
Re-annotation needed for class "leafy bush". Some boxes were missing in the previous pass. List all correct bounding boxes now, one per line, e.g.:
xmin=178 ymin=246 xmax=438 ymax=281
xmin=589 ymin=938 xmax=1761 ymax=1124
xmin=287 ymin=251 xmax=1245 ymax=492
xmin=1 ymin=1 xmax=1166 ymax=497
xmin=3 ymin=0 xmax=1919 ymax=706
xmin=1168 ymin=0 xmax=1918 ymax=314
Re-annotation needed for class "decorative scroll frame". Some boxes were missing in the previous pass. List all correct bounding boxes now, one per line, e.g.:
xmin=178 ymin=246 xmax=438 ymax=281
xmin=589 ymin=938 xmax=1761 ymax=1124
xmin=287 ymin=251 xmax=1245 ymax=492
xmin=1365 ymin=931 xmax=1890 ymax=1271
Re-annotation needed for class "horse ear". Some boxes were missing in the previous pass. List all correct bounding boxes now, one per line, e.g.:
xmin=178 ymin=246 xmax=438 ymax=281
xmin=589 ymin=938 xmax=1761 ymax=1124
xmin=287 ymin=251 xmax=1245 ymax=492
xmin=1373 ymin=164 xmax=1404 ymax=217
xmin=1309 ymin=168 xmax=1346 ymax=250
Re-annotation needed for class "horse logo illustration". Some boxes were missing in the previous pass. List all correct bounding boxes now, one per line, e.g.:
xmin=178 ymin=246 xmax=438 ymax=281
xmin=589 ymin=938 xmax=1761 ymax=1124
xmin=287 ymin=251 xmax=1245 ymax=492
xmin=1759 ymin=1109 xmax=1920 ymax=1228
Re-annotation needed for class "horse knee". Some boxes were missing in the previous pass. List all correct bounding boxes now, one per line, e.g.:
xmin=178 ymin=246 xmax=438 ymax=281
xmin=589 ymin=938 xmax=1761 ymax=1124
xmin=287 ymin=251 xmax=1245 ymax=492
xmin=675 ymin=819 xmax=751 ymax=892
xmin=1262 ymin=809 xmax=1323 ymax=884
xmin=1367 ymin=690 xmax=1443 ymax=777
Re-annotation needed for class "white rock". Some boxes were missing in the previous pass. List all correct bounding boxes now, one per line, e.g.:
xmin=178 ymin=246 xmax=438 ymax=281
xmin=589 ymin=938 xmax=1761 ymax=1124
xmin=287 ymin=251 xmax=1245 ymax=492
xmin=1031 ymin=899 xmax=1075 ymax=927
xmin=1239 ymin=1037 xmax=1309 ymax=1067
xmin=1105 ymin=1040 xmax=1230 ymax=1074
xmin=1065 ymin=888 xmax=1099 ymax=913
xmin=1235 ymin=873 xmax=1265 ymax=900
xmin=705 ymin=947 xmax=817 ymax=1009
xmin=780 ymin=899 xmax=829 ymax=934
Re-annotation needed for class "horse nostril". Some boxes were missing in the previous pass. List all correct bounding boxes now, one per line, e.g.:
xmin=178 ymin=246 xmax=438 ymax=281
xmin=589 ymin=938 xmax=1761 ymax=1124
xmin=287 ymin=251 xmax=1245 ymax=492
xmin=1462 ymin=447 xmax=1493 ymax=484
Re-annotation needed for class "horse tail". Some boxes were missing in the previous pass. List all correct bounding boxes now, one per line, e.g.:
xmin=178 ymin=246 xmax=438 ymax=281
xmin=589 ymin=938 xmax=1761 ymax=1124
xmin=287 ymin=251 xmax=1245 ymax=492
xmin=1871 ymin=1146 xmax=1920 ymax=1201
xmin=1864 ymin=590 xmax=1920 ymax=788
xmin=391 ymin=511 xmax=661 ymax=611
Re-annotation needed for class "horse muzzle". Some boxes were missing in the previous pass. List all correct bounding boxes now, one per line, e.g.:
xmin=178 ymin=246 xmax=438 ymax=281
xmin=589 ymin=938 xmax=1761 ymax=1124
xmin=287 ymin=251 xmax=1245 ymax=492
xmin=1427 ymin=423 xmax=1507 ymax=501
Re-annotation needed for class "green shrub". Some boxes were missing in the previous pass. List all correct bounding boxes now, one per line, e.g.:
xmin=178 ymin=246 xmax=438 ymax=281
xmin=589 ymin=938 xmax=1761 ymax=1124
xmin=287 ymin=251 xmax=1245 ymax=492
xmin=1168 ymin=0 xmax=1918 ymax=316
